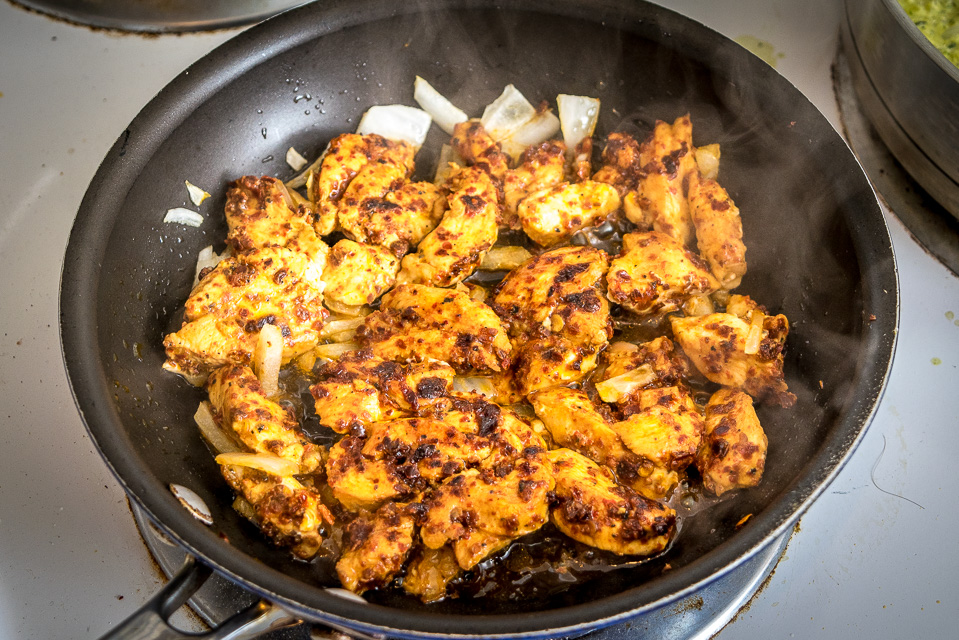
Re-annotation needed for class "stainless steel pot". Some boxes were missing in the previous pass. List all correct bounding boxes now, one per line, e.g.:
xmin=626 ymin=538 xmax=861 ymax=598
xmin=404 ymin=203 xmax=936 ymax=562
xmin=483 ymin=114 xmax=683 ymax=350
xmin=843 ymin=0 xmax=959 ymax=218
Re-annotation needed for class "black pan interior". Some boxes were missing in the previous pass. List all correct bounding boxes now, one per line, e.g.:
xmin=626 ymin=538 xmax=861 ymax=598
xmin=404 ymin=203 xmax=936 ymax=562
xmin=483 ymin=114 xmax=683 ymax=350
xmin=60 ymin=0 xmax=897 ymax=636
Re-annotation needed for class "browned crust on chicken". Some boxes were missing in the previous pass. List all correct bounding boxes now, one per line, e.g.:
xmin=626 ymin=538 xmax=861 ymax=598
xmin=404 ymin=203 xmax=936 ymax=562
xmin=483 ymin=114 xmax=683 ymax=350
xmin=336 ymin=501 xmax=419 ymax=594
xmin=696 ymin=388 xmax=767 ymax=496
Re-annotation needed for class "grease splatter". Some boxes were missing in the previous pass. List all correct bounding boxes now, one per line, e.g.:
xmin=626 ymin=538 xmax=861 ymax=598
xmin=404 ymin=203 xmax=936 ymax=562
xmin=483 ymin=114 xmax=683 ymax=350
xmin=932 ymin=357 xmax=942 ymax=365
xmin=734 ymin=35 xmax=785 ymax=68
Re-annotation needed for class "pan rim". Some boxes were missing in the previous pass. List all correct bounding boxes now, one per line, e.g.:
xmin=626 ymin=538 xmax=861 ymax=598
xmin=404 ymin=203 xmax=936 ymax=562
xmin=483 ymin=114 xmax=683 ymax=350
xmin=59 ymin=0 xmax=899 ymax=635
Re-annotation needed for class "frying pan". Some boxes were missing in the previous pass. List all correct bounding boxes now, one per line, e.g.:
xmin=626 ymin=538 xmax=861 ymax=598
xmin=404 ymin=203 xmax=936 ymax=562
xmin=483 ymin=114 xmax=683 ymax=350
xmin=59 ymin=0 xmax=898 ymax=637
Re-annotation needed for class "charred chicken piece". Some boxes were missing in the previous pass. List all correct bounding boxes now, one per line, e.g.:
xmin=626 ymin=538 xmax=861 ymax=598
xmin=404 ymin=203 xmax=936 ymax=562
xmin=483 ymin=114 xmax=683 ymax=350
xmin=611 ymin=386 xmax=703 ymax=473
xmin=450 ymin=119 xmax=510 ymax=182
xmin=310 ymin=133 xmax=415 ymax=236
xmin=322 ymin=239 xmax=400 ymax=310
xmin=517 ymin=180 xmax=621 ymax=247
xmin=529 ymin=386 xmax=678 ymax=500
xmin=336 ymin=501 xmax=419 ymax=594
xmin=670 ymin=295 xmax=795 ymax=407
xmin=402 ymin=545 xmax=462 ymax=603
xmin=548 ymin=448 xmax=675 ymax=556
xmin=503 ymin=140 xmax=567 ymax=214
xmin=337 ymin=159 xmax=445 ymax=257
xmin=356 ymin=284 xmax=511 ymax=374
xmin=220 ymin=465 xmax=332 ymax=559
xmin=397 ymin=164 xmax=500 ymax=287
xmin=624 ymin=115 xmax=698 ymax=246
xmin=686 ymin=171 xmax=747 ymax=290
xmin=606 ymin=231 xmax=719 ymax=316
xmin=591 ymin=132 xmax=644 ymax=195
xmin=163 ymin=246 xmax=327 ymax=382
xmin=325 ymin=435 xmax=415 ymax=512
xmin=696 ymin=388 xmax=767 ymax=496
xmin=207 ymin=365 xmax=322 ymax=473
xmin=310 ymin=351 xmax=455 ymax=433
xmin=491 ymin=246 xmax=612 ymax=394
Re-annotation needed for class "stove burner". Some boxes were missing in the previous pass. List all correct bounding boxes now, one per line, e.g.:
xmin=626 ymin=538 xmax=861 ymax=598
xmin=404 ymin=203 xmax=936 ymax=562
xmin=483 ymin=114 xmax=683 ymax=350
xmin=132 ymin=503 xmax=790 ymax=639
xmin=834 ymin=47 xmax=959 ymax=277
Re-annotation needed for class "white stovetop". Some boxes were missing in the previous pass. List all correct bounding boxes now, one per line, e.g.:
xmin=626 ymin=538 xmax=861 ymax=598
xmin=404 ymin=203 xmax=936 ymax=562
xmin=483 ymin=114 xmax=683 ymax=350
xmin=0 ymin=0 xmax=955 ymax=637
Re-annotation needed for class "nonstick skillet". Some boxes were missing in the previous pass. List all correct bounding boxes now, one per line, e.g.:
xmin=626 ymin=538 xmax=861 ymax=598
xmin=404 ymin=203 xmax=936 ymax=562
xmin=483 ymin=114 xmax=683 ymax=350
xmin=59 ymin=0 xmax=898 ymax=637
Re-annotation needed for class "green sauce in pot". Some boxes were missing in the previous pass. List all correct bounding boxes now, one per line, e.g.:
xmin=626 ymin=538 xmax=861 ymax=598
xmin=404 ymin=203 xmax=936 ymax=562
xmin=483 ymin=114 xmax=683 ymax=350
xmin=898 ymin=0 xmax=959 ymax=67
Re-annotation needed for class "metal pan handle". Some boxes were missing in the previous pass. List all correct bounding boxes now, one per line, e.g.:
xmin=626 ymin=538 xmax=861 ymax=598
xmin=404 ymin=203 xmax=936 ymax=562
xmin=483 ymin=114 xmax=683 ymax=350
xmin=99 ymin=555 xmax=301 ymax=640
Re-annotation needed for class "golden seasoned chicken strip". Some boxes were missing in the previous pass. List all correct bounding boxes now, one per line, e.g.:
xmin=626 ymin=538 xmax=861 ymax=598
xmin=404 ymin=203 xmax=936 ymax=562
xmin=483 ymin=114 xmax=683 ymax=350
xmin=397 ymin=165 xmax=500 ymax=287
xmin=687 ymin=171 xmax=747 ymax=290
xmin=625 ymin=115 xmax=698 ymax=246
xmin=591 ymin=132 xmax=644 ymax=195
xmin=403 ymin=545 xmax=462 ymax=603
xmin=612 ymin=386 xmax=703 ymax=473
xmin=503 ymin=140 xmax=567 ymax=213
xmin=337 ymin=160 xmax=445 ymax=257
xmin=224 ymin=176 xmax=326 ymax=262
xmin=207 ymin=365 xmax=322 ymax=473
xmin=310 ymin=133 xmax=415 ymax=236
xmin=548 ymin=448 xmax=675 ymax=556
xmin=310 ymin=352 xmax=455 ymax=433
xmin=696 ymin=388 xmax=767 ymax=496
xmin=606 ymin=231 xmax=719 ymax=316
xmin=670 ymin=304 xmax=795 ymax=407
xmin=163 ymin=246 xmax=327 ymax=381
xmin=598 ymin=337 xmax=692 ymax=410
xmin=530 ymin=387 xmax=676 ymax=500
xmin=420 ymin=448 xmax=553 ymax=570
xmin=517 ymin=180 xmax=621 ymax=247
xmin=511 ymin=334 xmax=604 ymax=396
xmin=450 ymin=120 xmax=510 ymax=182
xmin=220 ymin=465 xmax=332 ymax=559
xmin=336 ymin=501 xmax=418 ymax=594
xmin=356 ymin=284 xmax=511 ymax=374
xmin=322 ymin=239 xmax=399 ymax=309
xmin=326 ymin=436 xmax=415 ymax=511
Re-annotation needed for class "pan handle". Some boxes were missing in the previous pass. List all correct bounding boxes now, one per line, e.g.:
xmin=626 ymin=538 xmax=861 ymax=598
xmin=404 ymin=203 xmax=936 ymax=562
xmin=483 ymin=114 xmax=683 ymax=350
xmin=99 ymin=555 xmax=301 ymax=640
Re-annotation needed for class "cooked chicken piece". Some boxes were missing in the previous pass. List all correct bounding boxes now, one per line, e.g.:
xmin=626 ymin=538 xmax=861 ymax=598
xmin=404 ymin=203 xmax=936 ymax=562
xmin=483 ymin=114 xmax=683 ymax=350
xmin=612 ymin=386 xmax=703 ymax=473
xmin=220 ymin=464 xmax=332 ymax=559
xmin=310 ymin=352 xmax=455 ymax=433
xmin=337 ymin=159 xmax=445 ymax=257
xmin=420 ymin=447 xmax=554 ymax=570
xmin=548 ymin=448 xmax=675 ymax=556
xmin=322 ymin=239 xmax=400 ymax=309
xmin=686 ymin=171 xmax=747 ymax=290
xmin=491 ymin=246 xmax=612 ymax=394
xmin=624 ymin=115 xmax=698 ymax=246
xmin=529 ymin=386 xmax=676 ymax=500
xmin=310 ymin=133 xmax=415 ymax=236
xmin=163 ymin=246 xmax=327 ymax=381
xmin=207 ymin=365 xmax=322 ymax=473
xmin=670 ymin=304 xmax=795 ymax=407
xmin=591 ymin=132 xmax=644 ymax=195
xmin=696 ymin=388 xmax=767 ymax=496
xmin=606 ymin=231 xmax=719 ymax=316
xmin=503 ymin=140 xmax=567 ymax=213
xmin=599 ymin=337 xmax=692 ymax=406
xmin=356 ymin=284 xmax=511 ymax=374
xmin=403 ymin=545 xmax=462 ymax=603
xmin=326 ymin=435 xmax=416 ymax=511
xmin=450 ymin=119 xmax=509 ymax=182
xmin=224 ymin=176 xmax=326 ymax=264
xmin=517 ymin=180 xmax=621 ymax=247
xmin=397 ymin=165 xmax=500 ymax=287
xmin=569 ymin=137 xmax=593 ymax=183
xmin=336 ymin=501 xmax=419 ymax=594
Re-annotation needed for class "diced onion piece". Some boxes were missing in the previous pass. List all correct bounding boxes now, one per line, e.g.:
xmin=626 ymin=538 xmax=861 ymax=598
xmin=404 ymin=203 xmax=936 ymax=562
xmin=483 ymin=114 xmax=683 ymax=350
xmin=682 ymin=293 xmax=715 ymax=317
xmin=314 ymin=342 xmax=360 ymax=360
xmin=711 ymin=289 xmax=731 ymax=307
xmin=286 ymin=142 xmax=330 ymax=190
xmin=608 ymin=341 xmax=639 ymax=354
xmin=595 ymin=364 xmax=657 ymax=403
xmin=695 ymin=144 xmax=721 ymax=180
xmin=287 ymin=187 xmax=311 ymax=210
xmin=413 ymin=76 xmax=468 ymax=135
xmin=194 ymin=401 xmax=241 ymax=454
xmin=744 ymin=311 xmax=766 ymax=355
xmin=185 ymin=180 xmax=211 ymax=206
xmin=325 ymin=299 xmax=370 ymax=317
xmin=500 ymin=109 xmax=561 ymax=161
xmin=479 ymin=245 xmax=533 ymax=271
xmin=481 ymin=84 xmax=537 ymax=142
xmin=557 ymin=94 xmax=600 ymax=150
xmin=356 ymin=104 xmax=432 ymax=149
xmin=286 ymin=146 xmax=308 ymax=171
xmin=253 ymin=324 xmax=283 ymax=397
xmin=193 ymin=245 xmax=231 ymax=287
xmin=465 ymin=283 xmax=488 ymax=303
xmin=434 ymin=144 xmax=456 ymax=185
xmin=232 ymin=496 xmax=256 ymax=520
xmin=452 ymin=376 xmax=496 ymax=398
xmin=216 ymin=452 xmax=298 ymax=477
xmin=319 ymin=317 xmax=366 ymax=339
xmin=296 ymin=350 xmax=318 ymax=372
xmin=164 ymin=207 xmax=204 ymax=227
